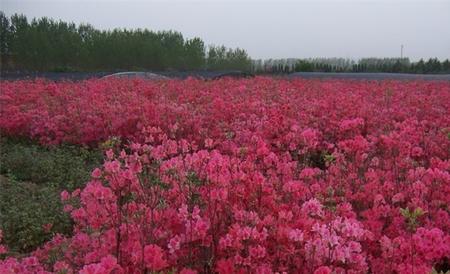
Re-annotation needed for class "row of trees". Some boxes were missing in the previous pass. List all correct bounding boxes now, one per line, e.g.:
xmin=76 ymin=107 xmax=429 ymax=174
xmin=0 ymin=12 xmax=252 ymax=72
xmin=253 ymin=57 xmax=450 ymax=74
xmin=1 ymin=12 xmax=448 ymax=74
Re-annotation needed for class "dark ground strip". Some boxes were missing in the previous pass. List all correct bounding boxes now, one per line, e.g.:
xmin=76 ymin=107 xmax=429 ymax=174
xmin=1 ymin=71 xmax=450 ymax=81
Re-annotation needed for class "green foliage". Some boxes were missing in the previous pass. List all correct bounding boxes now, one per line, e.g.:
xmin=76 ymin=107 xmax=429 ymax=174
xmin=0 ymin=138 xmax=103 ymax=253
xmin=207 ymin=45 xmax=252 ymax=72
xmin=323 ymin=153 xmax=336 ymax=165
xmin=0 ymin=174 xmax=72 ymax=253
xmin=186 ymin=171 xmax=204 ymax=187
xmin=295 ymin=150 xmax=329 ymax=170
xmin=400 ymin=207 xmax=426 ymax=232
xmin=0 ymin=12 xmax=252 ymax=72
xmin=0 ymin=138 xmax=102 ymax=191
xmin=294 ymin=60 xmax=315 ymax=72
xmin=256 ymin=57 xmax=450 ymax=74
xmin=99 ymin=136 xmax=121 ymax=152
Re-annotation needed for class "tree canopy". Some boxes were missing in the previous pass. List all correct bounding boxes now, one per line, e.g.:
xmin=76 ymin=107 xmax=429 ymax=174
xmin=0 ymin=12 xmax=252 ymax=72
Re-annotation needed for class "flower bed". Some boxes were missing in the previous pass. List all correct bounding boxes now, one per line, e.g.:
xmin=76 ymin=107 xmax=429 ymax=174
xmin=1 ymin=78 xmax=449 ymax=273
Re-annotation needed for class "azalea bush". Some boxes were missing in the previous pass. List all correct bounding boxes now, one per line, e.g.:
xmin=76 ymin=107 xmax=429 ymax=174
xmin=0 ymin=77 xmax=449 ymax=273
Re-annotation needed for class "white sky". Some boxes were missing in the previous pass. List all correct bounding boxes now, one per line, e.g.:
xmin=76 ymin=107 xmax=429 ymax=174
xmin=1 ymin=0 xmax=450 ymax=60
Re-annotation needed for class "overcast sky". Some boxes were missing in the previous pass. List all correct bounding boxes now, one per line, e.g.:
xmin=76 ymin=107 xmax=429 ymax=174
xmin=2 ymin=0 xmax=449 ymax=60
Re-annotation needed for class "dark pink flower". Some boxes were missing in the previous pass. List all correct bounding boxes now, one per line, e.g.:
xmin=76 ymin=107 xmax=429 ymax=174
xmin=144 ymin=244 xmax=167 ymax=271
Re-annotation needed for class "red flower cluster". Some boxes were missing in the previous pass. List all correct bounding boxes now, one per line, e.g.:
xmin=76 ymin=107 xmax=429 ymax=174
xmin=1 ymin=78 xmax=449 ymax=273
xmin=0 ymin=230 xmax=7 ymax=255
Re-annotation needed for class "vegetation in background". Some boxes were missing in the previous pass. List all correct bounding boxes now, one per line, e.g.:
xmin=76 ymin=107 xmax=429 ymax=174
xmin=1 ymin=11 xmax=447 ymax=75
xmin=0 ymin=12 xmax=252 ymax=72
xmin=253 ymin=57 xmax=450 ymax=74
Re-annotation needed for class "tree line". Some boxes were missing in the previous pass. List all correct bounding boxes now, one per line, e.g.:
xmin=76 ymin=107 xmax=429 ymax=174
xmin=253 ymin=57 xmax=450 ymax=74
xmin=1 ymin=12 xmax=448 ymax=75
xmin=0 ymin=12 xmax=252 ymax=72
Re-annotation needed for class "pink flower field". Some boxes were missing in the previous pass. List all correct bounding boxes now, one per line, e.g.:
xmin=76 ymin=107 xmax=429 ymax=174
xmin=0 ymin=77 xmax=449 ymax=273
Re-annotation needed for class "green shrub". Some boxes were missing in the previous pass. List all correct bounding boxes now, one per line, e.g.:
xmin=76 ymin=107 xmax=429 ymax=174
xmin=0 ymin=174 xmax=71 ymax=253
xmin=0 ymin=137 xmax=103 ymax=253
xmin=0 ymin=137 xmax=102 ymax=191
